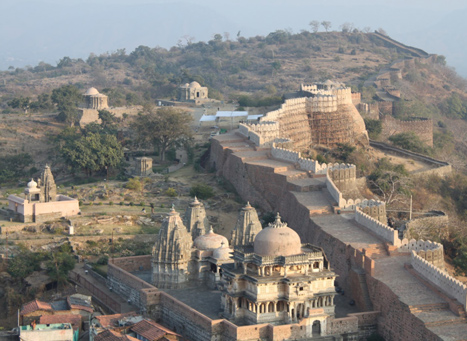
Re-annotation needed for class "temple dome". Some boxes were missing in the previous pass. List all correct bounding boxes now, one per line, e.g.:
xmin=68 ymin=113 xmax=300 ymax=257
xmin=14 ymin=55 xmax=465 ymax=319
xmin=253 ymin=213 xmax=302 ymax=257
xmin=27 ymin=178 xmax=37 ymax=189
xmin=85 ymin=87 xmax=99 ymax=96
xmin=213 ymin=242 xmax=233 ymax=260
xmin=189 ymin=81 xmax=201 ymax=88
xmin=194 ymin=227 xmax=228 ymax=251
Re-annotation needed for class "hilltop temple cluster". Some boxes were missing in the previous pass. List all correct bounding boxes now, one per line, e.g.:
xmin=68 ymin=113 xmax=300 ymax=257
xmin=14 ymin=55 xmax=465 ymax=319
xmin=152 ymin=199 xmax=337 ymax=329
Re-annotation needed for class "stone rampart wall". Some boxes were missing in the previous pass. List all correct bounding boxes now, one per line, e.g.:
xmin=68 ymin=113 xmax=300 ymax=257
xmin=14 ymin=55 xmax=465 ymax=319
xmin=399 ymin=239 xmax=444 ymax=269
xmin=411 ymin=251 xmax=467 ymax=311
xmin=107 ymin=262 xmax=155 ymax=309
xmin=111 ymin=255 xmax=152 ymax=272
xmin=326 ymin=173 xmax=344 ymax=207
xmin=271 ymin=144 xmax=329 ymax=174
xmin=238 ymin=122 xmax=280 ymax=147
xmin=381 ymin=115 xmax=433 ymax=146
xmin=328 ymin=164 xmax=356 ymax=183
xmin=351 ymin=93 xmax=361 ymax=105
xmin=369 ymin=140 xmax=451 ymax=177
xmin=355 ymin=209 xmax=402 ymax=246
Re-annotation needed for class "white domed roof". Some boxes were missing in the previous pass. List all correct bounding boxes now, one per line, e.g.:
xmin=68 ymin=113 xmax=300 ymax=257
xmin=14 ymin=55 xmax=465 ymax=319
xmin=194 ymin=227 xmax=228 ymax=251
xmin=253 ymin=213 xmax=302 ymax=257
xmin=27 ymin=178 xmax=37 ymax=189
xmin=213 ymin=242 xmax=233 ymax=260
xmin=85 ymin=87 xmax=99 ymax=96
xmin=189 ymin=81 xmax=201 ymax=88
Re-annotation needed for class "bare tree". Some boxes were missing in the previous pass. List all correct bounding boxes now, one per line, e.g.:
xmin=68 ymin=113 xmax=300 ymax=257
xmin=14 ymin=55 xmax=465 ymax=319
xmin=321 ymin=21 xmax=332 ymax=32
xmin=309 ymin=20 xmax=320 ymax=33
xmin=339 ymin=22 xmax=354 ymax=33
xmin=363 ymin=26 xmax=371 ymax=33
xmin=223 ymin=32 xmax=230 ymax=41
xmin=377 ymin=27 xmax=387 ymax=36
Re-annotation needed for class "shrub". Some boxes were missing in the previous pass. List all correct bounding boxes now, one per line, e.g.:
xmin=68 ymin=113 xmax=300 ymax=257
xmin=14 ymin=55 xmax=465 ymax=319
xmin=109 ymin=201 xmax=113 ymax=206
xmin=125 ymin=177 xmax=142 ymax=191
xmin=364 ymin=119 xmax=382 ymax=139
xmin=129 ymin=202 xmax=134 ymax=206
xmin=98 ymin=202 xmax=103 ymax=206
xmin=190 ymin=183 xmax=215 ymax=200
xmin=96 ymin=255 xmax=109 ymax=265
xmin=389 ymin=132 xmax=431 ymax=155
xmin=140 ymin=201 xmax=145 ymax=207
xmin=120 ymin=201 xmax=124 ymax=206
xmin=165 ymin=188 xmax=177 ymax=197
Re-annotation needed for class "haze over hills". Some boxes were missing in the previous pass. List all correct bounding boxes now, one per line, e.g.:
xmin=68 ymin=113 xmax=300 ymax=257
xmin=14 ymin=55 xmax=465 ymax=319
xmin=1 ymin=0 xmax=467 ymax=76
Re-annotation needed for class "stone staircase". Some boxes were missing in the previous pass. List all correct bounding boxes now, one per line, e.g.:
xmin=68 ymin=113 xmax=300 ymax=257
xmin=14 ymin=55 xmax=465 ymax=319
xmin=409 ymin=302 xmax=449 ymax=314
xmin=353 ymin=267 xmax=374 ymax=311
xmin=363 ymin=243 xmax=389 ymax=259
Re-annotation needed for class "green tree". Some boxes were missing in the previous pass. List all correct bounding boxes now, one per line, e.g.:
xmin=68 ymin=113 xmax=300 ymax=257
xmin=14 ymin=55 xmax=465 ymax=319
xmin=46 ymin=244 xmax=76 ymax=288
xmin=0 ymin=153 xmax=33 ymax=184
xmin=61 ymin=133 xmax=123 ymax=176
xmin=7 ymin=97 xmax=30 ymax=113
xmin=190 ymin=183 xmax=215 ymax=199
xmin=321 ymin=21 xmax=332 ymax=32
xmin=98 ymin=109 xmax=118 ymax=130
xmin=8 ymin=245 xmax=44 ymax=279
xmin=131 ymin=107 xmax=192 ymax=161
xmin=389 ymin=132 xmax=431 ymax=155
xmin=51 ymin=85 xmax=82 ymax=126
xmin=364 ymin=119 xmax=382 ymax=139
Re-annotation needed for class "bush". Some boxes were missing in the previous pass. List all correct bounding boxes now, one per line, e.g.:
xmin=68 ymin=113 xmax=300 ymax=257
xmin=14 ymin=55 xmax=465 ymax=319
xmin=120 ymin=201 xmax=124 ymax=206
xmin=190 ymin=183 xmax=215 ymax=199
xmin=109 ymin=201 xmax=114 ymax=206
xmin=98 ymin=202 xmax=103 ymax=206
xmin=96 ymin=255 xmax=109 ymax=265
xmin=165 ymin=188 xmax=177 ymax=197
xmin=129 ymin=201 xmax=134 ymax=206
xmin=140 ymin=201 xmax=145 ymax=207
xmin=125 ymin=177 xmax=142 ymax=191
xmin=364 ymin=119 xmax=382 ymax=139
xmin=389 ymin=132 xmax=431 ymax=155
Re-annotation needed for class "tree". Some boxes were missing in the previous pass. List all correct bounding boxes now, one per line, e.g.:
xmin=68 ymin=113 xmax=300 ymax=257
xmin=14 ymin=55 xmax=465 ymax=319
xmin=389 ymin=132 xmax=431 ymax=155
xmin=46 ymin=244 xmax=76 ymax=288
xmin=363 ymin=26 xmax=371 ymax=33
xmin=61 ymin=132 xmax=123 ymax=176
xmin=7 ymin=97 xmax=30 ymax=113
xmin=309 ymin=20 xmax=320 ymax=33
xmin=339 ymin=22 xmax=354 ymax=33
xmin=364 ymin=119 xmax=382 ymax=139
xmin=98 ymin=110 xmax=118 ymax=129
xmin=8 ymin=245 xmax=44 ymax=279
xmin=321 ymin=21 xmax=332 ymax=32
xmin=51 ymin=85 xmax=82 ymax=126
xmin=368 ymin=158 xmax=411 ymax=206
xmin=0 ymin=153 xmax=33 ymax=185
xmin=377 ymin=27 xmax=387 ymax=36
xmin=131 ymin=107 xmax=192 ymax=161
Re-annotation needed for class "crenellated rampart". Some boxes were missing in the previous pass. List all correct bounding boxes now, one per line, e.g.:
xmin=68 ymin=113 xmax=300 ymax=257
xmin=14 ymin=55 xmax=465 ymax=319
xmin=355 ymin=209 xmax=402 ymax=246
xmin=411 ymin=251 xmax=467 ymax=311
xmin=381 ymin=115 xmax=433 ymax=147
xmin=399 ymin=239 xmax=444 ymax=269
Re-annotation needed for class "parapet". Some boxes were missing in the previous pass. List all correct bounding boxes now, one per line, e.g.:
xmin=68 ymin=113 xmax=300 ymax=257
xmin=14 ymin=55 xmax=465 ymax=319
xmin=355 ymin=208 xmax=401 ymax=246
xmin=400 ymin=239 xmax=444 ymax=269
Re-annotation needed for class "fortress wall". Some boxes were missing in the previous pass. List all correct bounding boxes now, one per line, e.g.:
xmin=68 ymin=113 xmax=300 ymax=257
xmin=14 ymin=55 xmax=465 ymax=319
xmin=107 ymin=262 xmax=155 ymax=309
xmin=365 ymin=271 xmax=441 ymax=341
xmin=381 ymin=115 xmax=433 ymax=146
xmin=238 ymin=122 xmax=280 ymax=147
xmin=399 ymin=240 xmax=444 ymax=269
xmin=355 ymin=209 xmax=401 ymax=246
xmin=378 ymin=101 xmax=393 ymax=115
xmin=351 ymin=92 xmax=361 ymax=105
xmin=358 ymin=103 xmax=380 ymax=120
xmin=411 ymin=251 xmax=467 ymax=311
xmin=328 ymin=164 xmax=357 ymax=183
xmin=111 ymin=255 xmax=152 ymax=272
xmin=326 ymin=173 xmax=344 ymax=207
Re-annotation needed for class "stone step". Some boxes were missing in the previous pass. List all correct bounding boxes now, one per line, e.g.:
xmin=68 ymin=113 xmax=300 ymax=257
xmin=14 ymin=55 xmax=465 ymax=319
xmin=409 ymin=302 xmax=450 ymax=313
xmin=424 ymin=317 xmax=467 ymax=327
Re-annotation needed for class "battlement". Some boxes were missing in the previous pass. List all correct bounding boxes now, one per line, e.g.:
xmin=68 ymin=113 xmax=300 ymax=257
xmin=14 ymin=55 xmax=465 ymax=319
xmin=355 ymin=208 xmax=401 ymax=246
xmin=411 ymin=251 xmax=467 ymax=312
xmin=400 ymin=239 xmax=444 ymax=269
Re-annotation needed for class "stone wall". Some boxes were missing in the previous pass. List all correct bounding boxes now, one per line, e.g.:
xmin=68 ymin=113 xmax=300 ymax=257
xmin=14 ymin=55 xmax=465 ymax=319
xmin=369 ymin=140 xmax=451 ymax=177
xmin=411 ymin=251 xmax=467 ymax=312
xmin=355 ymin=209 xmax=402 ymax=246
xmin=79 ymin=106 xmax=142 ymax=126
xmin=381 ymin=115 xmax=433 ymax=147
xmin=111 ymin=255 xmax=152 ymax=272
xmin=107 ymin=262 xmax=155 ymax=309
xmin=351 ymin=92 xmax=361 ymax=105
xmin=399 ymin=240 xmax=444 ymax=269
xmin=238 ymin=122 xmax=280 ymax=147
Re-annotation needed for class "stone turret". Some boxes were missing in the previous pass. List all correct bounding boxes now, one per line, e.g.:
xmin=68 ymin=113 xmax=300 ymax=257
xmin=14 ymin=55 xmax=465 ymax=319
xmin=230 ymin=202 xmax=263 ymax=247
xmin=184 ymin=197 xmax=209 ymax=240
xmin=152 ymin=206 xmax=193 ymax=289
xmin=40 ymin=165 xmax=57 ymax=203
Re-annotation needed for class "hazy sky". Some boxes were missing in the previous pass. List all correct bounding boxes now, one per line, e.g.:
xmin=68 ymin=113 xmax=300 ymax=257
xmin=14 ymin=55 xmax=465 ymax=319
xmin=2 ymin=0 xmax=466 ymax=75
